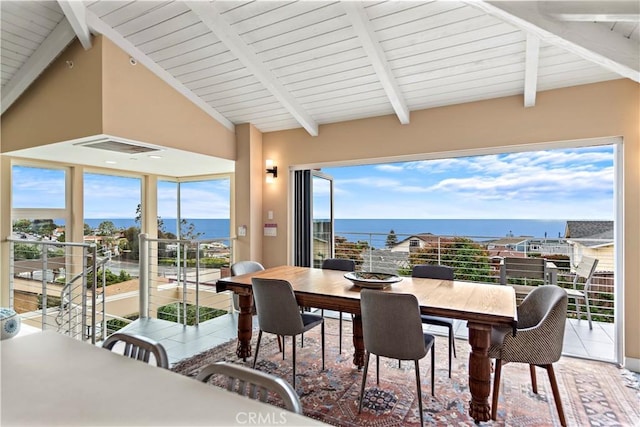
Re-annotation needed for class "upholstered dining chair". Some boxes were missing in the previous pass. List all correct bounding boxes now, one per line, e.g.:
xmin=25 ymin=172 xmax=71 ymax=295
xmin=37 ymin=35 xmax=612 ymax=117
xmin=102 ymin=332 xmax=169 ymax=369
xmin=230 ymin=260 xmax=265 ymax=312
xmin=321 ymin=258 xmax=356 ymax=353
xmin=564 ymin=256 xmax=598 ymax=330
xmin=197 ymin=361 xmax=303 ymax=414
xmin=411 ymin=264 xmax=456 ymax=377
xmin=359 ymin=289 xmax=435 ymax=427
xmin=251 ymin=278 xmax=325 ymax=389
xmin=489 ymin=285 xmax=568 ymax=426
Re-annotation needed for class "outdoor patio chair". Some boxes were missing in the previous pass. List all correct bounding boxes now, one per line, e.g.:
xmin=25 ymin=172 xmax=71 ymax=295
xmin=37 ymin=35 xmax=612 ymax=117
xmin=489 ymin=285 xmax=568 ymax=426
xmin=197 ymin=361 xmax=303 ymax=414
xmin=102 ymin=332 xmax=169 ymax=369
xmin=359 ymin=289 xmax=435 ymax=427
xmin=321 ymin=258 xmax=356 ymax=353
xmin=251 ymin=277 xmax=325 ymax=389
xmin=412 ymin=264 xmax=457 ymax=377
xmin=564 ymin=256 xmax=599 ymax=330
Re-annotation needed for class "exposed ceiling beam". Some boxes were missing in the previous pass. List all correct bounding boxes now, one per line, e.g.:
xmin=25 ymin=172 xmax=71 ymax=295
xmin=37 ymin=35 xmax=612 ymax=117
xmin=468 ymin=1 xmax=640 ymax=83
xmin=57 ymin=0 xmax=92 ymax=50
xmin=524 ymin=34 xmax=540 ymax=107
xmin=85 ymin=11 xmax=234 ymax=132
xmin=342 ymin=2 xmax=410 ymax=125
xmin=540 ymin=1 xmax=640 ymax=22
xmin=186 ymin=1 xmax=319 ymax=137
xmin=1 ymin=19 xmax=75 ymax=115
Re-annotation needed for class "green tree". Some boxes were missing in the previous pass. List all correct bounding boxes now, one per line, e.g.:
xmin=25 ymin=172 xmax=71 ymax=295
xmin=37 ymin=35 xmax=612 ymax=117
xmin=97 ymin=221 xmax=118 ymax=236
xmin=385 ymin=230 xmax=398 ymax=248
xmin=180 ymin=219 xmax=203 ymax=240
xmin=13 ymin=243 xmax=41 ymax=260
xmin=13 ymin=219 xmax=32 ymax=233
xmin=335 ymin=236 xmax=369 ymax=269
xmin=409 ymin=237 xmax=492 ymax=282
xmin=84 ymin=223 xmax=93 ymax=235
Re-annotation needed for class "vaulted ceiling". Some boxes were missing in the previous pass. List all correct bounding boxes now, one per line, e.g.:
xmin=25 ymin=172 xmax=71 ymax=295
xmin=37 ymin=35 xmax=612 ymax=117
xmin=1 ymin=1 xmax=639 ymax=139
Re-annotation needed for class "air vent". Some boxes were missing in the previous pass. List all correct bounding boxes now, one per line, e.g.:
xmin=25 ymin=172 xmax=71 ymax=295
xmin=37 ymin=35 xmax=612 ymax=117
xmin=81 ymin=140 xmax=159 ymax=155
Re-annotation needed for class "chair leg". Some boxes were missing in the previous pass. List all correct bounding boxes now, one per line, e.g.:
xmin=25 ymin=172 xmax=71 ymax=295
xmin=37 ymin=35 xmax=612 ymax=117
xmin=358 ymin=352 xmax=371 ymax=414
xmin=529 ymin=364 xmax=538 ymax=394
xmin=321 ymin=320 xmax=325 ymax=371
xmin=545 ymin=364 xmax=567 ymax=427
xmin=277 ymin=335 xmax=283 ymax=353
xmin=292 ymin=336 xmax=297 ymax=389
xmin=339 ymin=312 xmax=343 ymax=354
xmin=282 ymin=336 xmax=286 ymax=360
xmin=491 ymin=359 xmax=502 ymax=421
xmin=253 ymin=330 xmax=263 ymax=369
xmin=448 ymin=328 xmax=453 ymax=378
xmin=583 ymin=294 xmax=593 ymax=330
xmin=430 ymin=345 xmax=435 ymax=397
xmin=414 ymin=360 xmax=424 ymax=427
xmin=450 ymin=324 xmax=457 ymax=358
xmin=376 ymin=355 xmax=380 ymax=385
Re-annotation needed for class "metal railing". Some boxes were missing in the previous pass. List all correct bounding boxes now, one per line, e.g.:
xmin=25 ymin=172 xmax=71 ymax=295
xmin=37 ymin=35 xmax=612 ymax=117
xmin=318 ymin=230 xmax=616 ymax=323
xmin=8 ymin=238 xmax=108 ymax=343
xmin=139 ymin=234 xmax=234 ymax=327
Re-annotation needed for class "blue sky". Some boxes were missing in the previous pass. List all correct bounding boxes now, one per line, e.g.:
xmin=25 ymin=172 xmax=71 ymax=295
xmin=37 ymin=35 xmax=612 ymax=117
xmin=12 ymin=144 xmax=613 ymax=220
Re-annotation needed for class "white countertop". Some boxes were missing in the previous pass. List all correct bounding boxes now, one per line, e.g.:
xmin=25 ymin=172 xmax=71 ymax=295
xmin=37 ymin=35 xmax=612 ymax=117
xmin=0 ymin=331 xmax=326 ymax=426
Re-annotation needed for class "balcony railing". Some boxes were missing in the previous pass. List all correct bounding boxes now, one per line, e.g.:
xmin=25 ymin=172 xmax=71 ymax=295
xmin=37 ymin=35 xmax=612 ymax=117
xmin=8 ymin=238 xmax=108 ymax=343
xmin=316 ymin=230 xmax=615 ymax=324
xmin=138 ymin=233 xmax=234 ymax=327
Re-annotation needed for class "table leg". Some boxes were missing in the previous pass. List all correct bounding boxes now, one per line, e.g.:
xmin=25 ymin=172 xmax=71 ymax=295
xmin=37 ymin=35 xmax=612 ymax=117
xmin=467 ymin=322 xmax=492 ymax=423
xmin=352 ymin=314 xmax=365 ymax=369
xmin=236 ymin=293 xmax=253 ymax=361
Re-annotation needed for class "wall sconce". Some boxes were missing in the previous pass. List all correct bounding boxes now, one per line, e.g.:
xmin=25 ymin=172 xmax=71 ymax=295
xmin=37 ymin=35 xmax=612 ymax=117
xmin=266 ymin=159 xmax=278 ymax=183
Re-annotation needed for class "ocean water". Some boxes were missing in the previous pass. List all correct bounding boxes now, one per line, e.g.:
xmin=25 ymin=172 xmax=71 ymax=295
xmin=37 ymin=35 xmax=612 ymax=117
xmin=85 ymin=218 xmax=567 ymax=240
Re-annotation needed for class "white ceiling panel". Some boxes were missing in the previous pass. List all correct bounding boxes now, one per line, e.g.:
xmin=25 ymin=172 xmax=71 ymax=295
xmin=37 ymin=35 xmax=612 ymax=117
xmin=2 ymin=0 xmax=638 ymax=176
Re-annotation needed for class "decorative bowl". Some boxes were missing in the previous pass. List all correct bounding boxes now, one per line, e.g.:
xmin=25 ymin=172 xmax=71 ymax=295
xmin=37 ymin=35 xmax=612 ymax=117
xmin=344 ymin=272 xmax=402 ymax=289
xmin=0 ymin=308 xmax=21 ymax=340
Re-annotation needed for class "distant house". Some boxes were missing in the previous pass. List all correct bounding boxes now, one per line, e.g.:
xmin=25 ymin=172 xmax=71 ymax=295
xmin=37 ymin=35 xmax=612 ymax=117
xmin=390 ymin=233 xmax=442 ymax=252
xmin=565 ymin=220 xmax=614 ymax=271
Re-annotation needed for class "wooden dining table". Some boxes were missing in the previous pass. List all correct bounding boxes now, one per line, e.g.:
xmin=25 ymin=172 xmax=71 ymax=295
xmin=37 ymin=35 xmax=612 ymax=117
xmin=216 ymin=265 xmax=517 ymax=424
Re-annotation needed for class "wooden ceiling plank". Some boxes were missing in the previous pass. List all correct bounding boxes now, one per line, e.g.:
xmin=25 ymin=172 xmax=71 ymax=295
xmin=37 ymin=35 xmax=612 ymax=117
xmin=57 ymin=0 xmax=93 ymax=49
xmin=186 ymin=1 xmax=318 ymax=136
xmin=540 ymin=1 xmax=640 ymax=22
xmin=524 ymin=34 xmax=540 ymax=107
xmin=343 ymin=1 xmax=410 ymax=125
xmin=468 ymin=1 xmax=639 ymax=82
xmin=85 ymin=10 xmax=234 ymax=132
xmin=1 ymin=18 xmax=75 ymax=114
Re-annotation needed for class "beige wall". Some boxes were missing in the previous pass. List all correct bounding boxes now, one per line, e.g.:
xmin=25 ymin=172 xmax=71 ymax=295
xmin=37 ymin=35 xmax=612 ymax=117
xmin=100 ymin=37 xmax=235 ymax=160
xmin=1 ymin=38 xmax=103 ymax=152
xmin=0 ymin=36 xmax=236 ymax=161
xmin=262 ymin=79 xmax=640 ymax=364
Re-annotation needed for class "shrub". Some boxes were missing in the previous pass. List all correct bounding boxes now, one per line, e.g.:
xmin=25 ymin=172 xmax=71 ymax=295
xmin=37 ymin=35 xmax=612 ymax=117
xmin=157 ymin=303 xmax=227 ymax=326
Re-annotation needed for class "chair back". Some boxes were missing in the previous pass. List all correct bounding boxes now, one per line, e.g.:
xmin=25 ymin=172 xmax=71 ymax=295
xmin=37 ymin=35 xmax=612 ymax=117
xmin=231 ymin=261 xmax=265 ymax=276
xmin=251 ymin=278 xmax=305 ymax=336
xmin=501 ymin=257 xmax=546 ymax=284
xmin=102 ymin=332 xmax=169 ymax=368
xmin=197 ymin=362 xmax=303 ymax=414
xmin=501 ymin=285 xmax=567 ymax=364
xmin=360 ymin=289 xmax=427 ymax=361
xmin=322 ymin=258 xmax=355 ymax=272
xmin=412 ymin=264 xmax=454 ymax=280
xmin=574 ymin=256 xmax=598 ymax=286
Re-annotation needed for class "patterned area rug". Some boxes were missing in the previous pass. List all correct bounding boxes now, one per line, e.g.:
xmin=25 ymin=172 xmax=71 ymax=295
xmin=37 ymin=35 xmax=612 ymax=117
xmin=171 ymin=319 xmax=640 ymax=426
